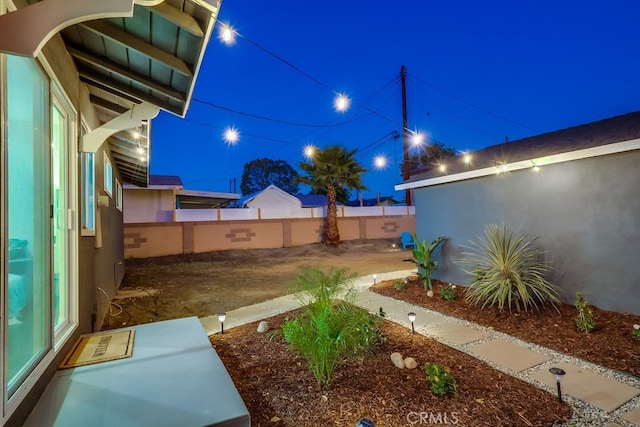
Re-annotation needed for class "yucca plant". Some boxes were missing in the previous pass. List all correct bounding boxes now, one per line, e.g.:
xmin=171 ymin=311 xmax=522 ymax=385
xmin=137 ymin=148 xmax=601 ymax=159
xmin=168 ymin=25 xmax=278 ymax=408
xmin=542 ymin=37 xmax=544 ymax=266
xmin=280 ymin=267 xmax=385 ymax=388
xmin=458 ymin=223 xmax=560 ymax=313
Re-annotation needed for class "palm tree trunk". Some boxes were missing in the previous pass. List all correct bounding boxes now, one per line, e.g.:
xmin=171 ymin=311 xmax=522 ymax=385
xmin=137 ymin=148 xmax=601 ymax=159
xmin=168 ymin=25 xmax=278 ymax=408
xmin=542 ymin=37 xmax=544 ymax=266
xmin=323 ymin=183 xmax=340 ymax=245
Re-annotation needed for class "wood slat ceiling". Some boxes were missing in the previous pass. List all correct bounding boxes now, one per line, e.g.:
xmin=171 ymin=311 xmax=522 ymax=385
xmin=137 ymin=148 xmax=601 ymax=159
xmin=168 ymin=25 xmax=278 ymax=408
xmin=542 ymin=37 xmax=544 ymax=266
xmin=60 ymin=0 xmax=221 ymax=187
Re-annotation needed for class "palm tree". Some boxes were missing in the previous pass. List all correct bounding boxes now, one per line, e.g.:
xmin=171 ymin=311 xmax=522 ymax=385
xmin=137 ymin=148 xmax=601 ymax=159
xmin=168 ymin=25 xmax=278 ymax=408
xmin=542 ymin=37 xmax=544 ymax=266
xmin=298 ymin=145 xmax=367 ymax=245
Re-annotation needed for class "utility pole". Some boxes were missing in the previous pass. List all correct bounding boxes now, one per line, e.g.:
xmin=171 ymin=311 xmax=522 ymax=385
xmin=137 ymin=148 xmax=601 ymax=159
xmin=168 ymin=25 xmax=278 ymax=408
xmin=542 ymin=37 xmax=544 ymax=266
xmin=400 ymin=65 xmax=411 ymax=206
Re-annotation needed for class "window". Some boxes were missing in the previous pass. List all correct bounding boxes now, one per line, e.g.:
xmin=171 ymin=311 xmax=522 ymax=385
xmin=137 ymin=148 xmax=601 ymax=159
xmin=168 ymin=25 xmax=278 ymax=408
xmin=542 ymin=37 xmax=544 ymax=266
xmin=81 ymin=152 xmax=95 ymax=235
xmin=103 ymin=155 xmax=113 ymax=196
xmin=5 ymin=54 xmax=51 ymax=397
xmin=116 ymin=180 xmax=123 ymax=211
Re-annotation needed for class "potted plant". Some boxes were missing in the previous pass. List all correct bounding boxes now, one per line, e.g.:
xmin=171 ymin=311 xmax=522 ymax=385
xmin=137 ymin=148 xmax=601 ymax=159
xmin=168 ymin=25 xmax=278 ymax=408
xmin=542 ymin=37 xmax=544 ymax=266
xmin=411 ymin=234 xmax=448 ymax=292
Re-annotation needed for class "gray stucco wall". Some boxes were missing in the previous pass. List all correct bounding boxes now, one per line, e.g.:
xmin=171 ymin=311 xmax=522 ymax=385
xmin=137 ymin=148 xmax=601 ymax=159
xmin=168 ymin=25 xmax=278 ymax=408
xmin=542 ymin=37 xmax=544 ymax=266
xmin=413 ymin=149 xmax=640 ymax=315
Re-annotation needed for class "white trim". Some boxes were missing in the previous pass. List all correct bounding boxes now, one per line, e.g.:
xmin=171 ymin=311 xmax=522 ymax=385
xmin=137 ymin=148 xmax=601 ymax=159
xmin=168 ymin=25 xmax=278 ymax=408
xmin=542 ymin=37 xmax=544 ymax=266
xmin=395 ymin=138 xmax=640 ymax=190
xmin=0 ymin=0 xmax=135 ymax=57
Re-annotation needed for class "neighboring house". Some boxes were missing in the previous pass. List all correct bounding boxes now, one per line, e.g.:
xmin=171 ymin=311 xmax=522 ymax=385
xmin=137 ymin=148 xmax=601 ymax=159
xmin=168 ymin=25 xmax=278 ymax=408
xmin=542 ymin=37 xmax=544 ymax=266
xmin=396 ymin=111 xmax=640 ymax=315
xmin=239 ymin=184 xmax=302 ymax=208
xmin=124 ymin=175 xmax=239 ymax=223
xmin=346 ymin=196 xmax=401 ymax=207
xmin=0 ymin=1 xmax=222 ymax=424
xmin=296 ymin=193 xmax=330 ymax=208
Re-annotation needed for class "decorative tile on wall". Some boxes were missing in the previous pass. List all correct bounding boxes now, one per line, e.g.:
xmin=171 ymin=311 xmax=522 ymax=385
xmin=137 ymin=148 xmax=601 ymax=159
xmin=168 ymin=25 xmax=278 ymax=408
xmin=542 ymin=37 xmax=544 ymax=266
xmin=225 ymin=228 xmax=257 ymax=243
xmin=381 ymin=221 xmax=400 ymax=233
xmin=124 ymin=233 xmax=147 ymax=249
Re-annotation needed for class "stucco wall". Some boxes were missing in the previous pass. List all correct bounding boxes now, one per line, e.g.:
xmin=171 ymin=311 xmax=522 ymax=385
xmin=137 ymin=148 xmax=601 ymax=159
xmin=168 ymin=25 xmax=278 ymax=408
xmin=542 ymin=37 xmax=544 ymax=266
xmin=413 ymin=150 xmax=640 ymax=314
xmin=124 ymin=214 xmax=416 ymax=258
xmin=123 ymin=189 xmax=174 ymax=223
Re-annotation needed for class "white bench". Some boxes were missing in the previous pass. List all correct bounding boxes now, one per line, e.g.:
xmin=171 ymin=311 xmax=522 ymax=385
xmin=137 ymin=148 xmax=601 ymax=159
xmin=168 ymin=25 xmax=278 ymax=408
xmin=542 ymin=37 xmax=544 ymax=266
xmin=25 ymin=317 xmax=250 ymax=426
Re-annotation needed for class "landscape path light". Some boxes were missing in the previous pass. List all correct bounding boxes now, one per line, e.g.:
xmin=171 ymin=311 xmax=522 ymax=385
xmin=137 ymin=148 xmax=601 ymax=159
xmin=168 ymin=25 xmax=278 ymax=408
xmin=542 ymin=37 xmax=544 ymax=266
xmin=408 ymin=312 xmax=416 ymax=334
xmin=355 ymin=417 xmax=375 ymax=427
xmin=373 ymin=274 xmax=377 ymax=285
xmin=218 ymin=312 xmax=226 ymax=334
xmin=549 ymin=367 xmax=566 ymax=403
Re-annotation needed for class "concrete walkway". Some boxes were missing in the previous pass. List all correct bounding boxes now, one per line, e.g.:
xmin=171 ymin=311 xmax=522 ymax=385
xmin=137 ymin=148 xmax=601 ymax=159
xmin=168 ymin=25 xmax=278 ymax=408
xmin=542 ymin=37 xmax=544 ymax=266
xmin=200 ymin=270 xmax=640 ymax=427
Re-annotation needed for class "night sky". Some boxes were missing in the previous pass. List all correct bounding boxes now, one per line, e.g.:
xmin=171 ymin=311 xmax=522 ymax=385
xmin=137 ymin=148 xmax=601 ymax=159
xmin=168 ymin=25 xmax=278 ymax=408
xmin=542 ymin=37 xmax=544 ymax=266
xmin=150 ymin=0 xmax=640 ymax=200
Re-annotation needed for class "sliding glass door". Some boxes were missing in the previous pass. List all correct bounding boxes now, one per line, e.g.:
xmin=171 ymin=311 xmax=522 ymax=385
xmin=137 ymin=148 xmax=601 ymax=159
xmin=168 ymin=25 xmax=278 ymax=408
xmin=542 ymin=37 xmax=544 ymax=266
xmin=5 ymin=54 xmax=51 ymax=397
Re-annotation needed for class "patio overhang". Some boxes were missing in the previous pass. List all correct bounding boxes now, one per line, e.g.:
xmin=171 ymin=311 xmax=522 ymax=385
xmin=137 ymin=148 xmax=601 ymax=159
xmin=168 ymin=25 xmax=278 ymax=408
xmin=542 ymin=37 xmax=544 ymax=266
xmin=1 ymin=0 xmax=222 ymax=187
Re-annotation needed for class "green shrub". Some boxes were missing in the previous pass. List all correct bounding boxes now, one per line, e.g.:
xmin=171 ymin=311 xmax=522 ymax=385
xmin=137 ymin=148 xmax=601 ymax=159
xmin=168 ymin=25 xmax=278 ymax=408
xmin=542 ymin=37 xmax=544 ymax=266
xmin=575 ymin=292 xmax=595 ymax=333
xmin=633 ymin=325 xmax=640 ymax=340
xmin=439 ymin=283 xmax=456 ymax=301
xmin=281 ymin=267 xmax=385 ymax=388
xmin=393 ymin=279 xmax=407 ymax=290
xmin=458 ymin=223 xmax=560 ymax=313
xmin=423 ymin=363 xmax=457 ymax=396
xmin=411 ymin=234 xmax=448 ymax=291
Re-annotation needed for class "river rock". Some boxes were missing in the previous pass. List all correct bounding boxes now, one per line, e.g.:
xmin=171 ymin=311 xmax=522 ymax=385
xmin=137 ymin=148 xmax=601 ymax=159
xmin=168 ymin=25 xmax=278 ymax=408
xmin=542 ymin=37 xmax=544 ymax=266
xmin=257 ymin=321 xmax=269 ymax=333
xmin=404 ymin=357 xmax=418 ymax=369
xmin=390 ymin=352 xmax=405 ymax=368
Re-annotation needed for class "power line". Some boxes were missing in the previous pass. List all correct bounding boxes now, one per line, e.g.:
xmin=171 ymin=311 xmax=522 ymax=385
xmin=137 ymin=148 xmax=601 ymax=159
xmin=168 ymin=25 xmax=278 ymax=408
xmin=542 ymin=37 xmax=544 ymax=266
xmin=192 ymin=98 xmax=370 ymax=128
xmin=410 ymin=74 xmax=540 ymax=133
xmin=408 ymin=79 xmax=502 ymax=141
xmin=229 ymin=27 xmax=405 ymax=130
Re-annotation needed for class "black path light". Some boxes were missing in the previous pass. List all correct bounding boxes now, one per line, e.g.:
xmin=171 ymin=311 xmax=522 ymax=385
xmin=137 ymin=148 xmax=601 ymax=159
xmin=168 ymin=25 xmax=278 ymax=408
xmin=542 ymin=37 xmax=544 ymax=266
xmin=549 ymin=367 xmax=566 ymax=403
xmin=408 ymin=312 xmax=416 ymax=334
xmin=218 ymin=312 xmax=226 ymax=334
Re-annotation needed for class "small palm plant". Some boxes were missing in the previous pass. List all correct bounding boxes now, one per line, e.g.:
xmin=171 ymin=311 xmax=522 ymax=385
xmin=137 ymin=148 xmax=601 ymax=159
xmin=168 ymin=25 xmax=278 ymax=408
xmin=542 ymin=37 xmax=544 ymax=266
xmin=411 ymin=234 xmax=448 ymax=291
xmin=458 ymin=223 xmax=560 ymax=313
xmin=280 ymin=267 xmax=385 ymax=388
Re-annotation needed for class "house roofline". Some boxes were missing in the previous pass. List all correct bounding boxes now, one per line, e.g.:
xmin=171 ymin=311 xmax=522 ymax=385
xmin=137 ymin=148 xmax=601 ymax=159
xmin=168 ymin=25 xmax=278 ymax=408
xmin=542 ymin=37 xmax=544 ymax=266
xmin=395 ymin=137 xmax=640 ymax=191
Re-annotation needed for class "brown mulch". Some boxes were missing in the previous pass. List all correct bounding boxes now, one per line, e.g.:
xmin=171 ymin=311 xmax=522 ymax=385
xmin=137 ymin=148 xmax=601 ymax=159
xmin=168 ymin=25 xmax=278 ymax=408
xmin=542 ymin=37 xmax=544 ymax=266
xmin=371 ymin=278 xmax=640 ymax=378
xmin=210 ymin=310 xmax=571 ymax=427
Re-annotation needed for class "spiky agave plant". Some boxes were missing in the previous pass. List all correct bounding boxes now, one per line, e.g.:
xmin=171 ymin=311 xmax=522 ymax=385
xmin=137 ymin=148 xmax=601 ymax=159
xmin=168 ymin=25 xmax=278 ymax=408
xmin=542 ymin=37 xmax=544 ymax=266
xmin=458 ymin=223 xmax=560 ymax=313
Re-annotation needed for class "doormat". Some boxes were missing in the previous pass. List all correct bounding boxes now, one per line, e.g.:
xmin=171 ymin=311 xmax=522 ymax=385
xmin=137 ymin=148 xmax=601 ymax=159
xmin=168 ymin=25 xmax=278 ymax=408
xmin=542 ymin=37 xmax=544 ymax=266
xmin=59 ymin=330 xmax=135 ymax=369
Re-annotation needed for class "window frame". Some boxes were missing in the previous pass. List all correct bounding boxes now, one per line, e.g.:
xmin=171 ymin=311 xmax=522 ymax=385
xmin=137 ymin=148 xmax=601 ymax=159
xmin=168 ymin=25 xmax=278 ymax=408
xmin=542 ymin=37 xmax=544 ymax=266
xmin=103 ymin=154 xmax=113 ymax=197
xmin=50 ymin=83 xmax=78 ymax=350
xmin=115 ymin=179 xmax=123 ymax=212
xmin=80 ymin=149 xmax=96 ymax=236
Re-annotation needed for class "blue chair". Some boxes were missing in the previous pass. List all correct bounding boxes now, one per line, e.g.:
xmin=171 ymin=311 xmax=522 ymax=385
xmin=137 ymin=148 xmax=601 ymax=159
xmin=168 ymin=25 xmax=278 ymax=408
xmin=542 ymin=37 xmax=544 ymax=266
xmin=401 ymin=232 xmax=415 ymax=251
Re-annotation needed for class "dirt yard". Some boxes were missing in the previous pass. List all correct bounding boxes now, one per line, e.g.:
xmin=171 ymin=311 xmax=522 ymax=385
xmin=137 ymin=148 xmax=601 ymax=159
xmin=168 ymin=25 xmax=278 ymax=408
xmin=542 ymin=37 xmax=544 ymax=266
xmin=103 ymin=239 xmax=414 ymax=330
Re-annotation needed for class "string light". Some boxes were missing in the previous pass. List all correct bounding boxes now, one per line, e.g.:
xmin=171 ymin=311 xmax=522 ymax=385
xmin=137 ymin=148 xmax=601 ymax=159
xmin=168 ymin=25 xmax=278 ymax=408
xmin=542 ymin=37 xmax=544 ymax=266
xmin=304 ymin=144 xmax=315 ymax=158
xmin=411 ymin=131 xmax=425 ymax=147
xmin=334 ymin=93 xmax=350 ymax=112
xmin=219 ymin=24 xmax=236 ymax=45
xmin=223 ymin=126 xmax=240 ymax=145
xmin=374 ymin=154 xmax=387 ymax=169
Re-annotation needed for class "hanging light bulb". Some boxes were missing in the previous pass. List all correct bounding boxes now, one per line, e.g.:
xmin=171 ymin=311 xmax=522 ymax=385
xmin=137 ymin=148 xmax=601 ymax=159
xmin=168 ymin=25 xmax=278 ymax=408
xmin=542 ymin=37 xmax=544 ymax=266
xmin=303 ymin=145 xmax=315 ymax=159
xmin=223 ymin=126 xmax=240 ymax=145
xmin=411 ymin=131 xmax=425 ymax=147
xmin=374 ymin=155 xmax=387 ymax=169
xmin=334 ymin=93 xmax=350 ymax=112
xmin=220 ymin=24 xmax=236 ymax=45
